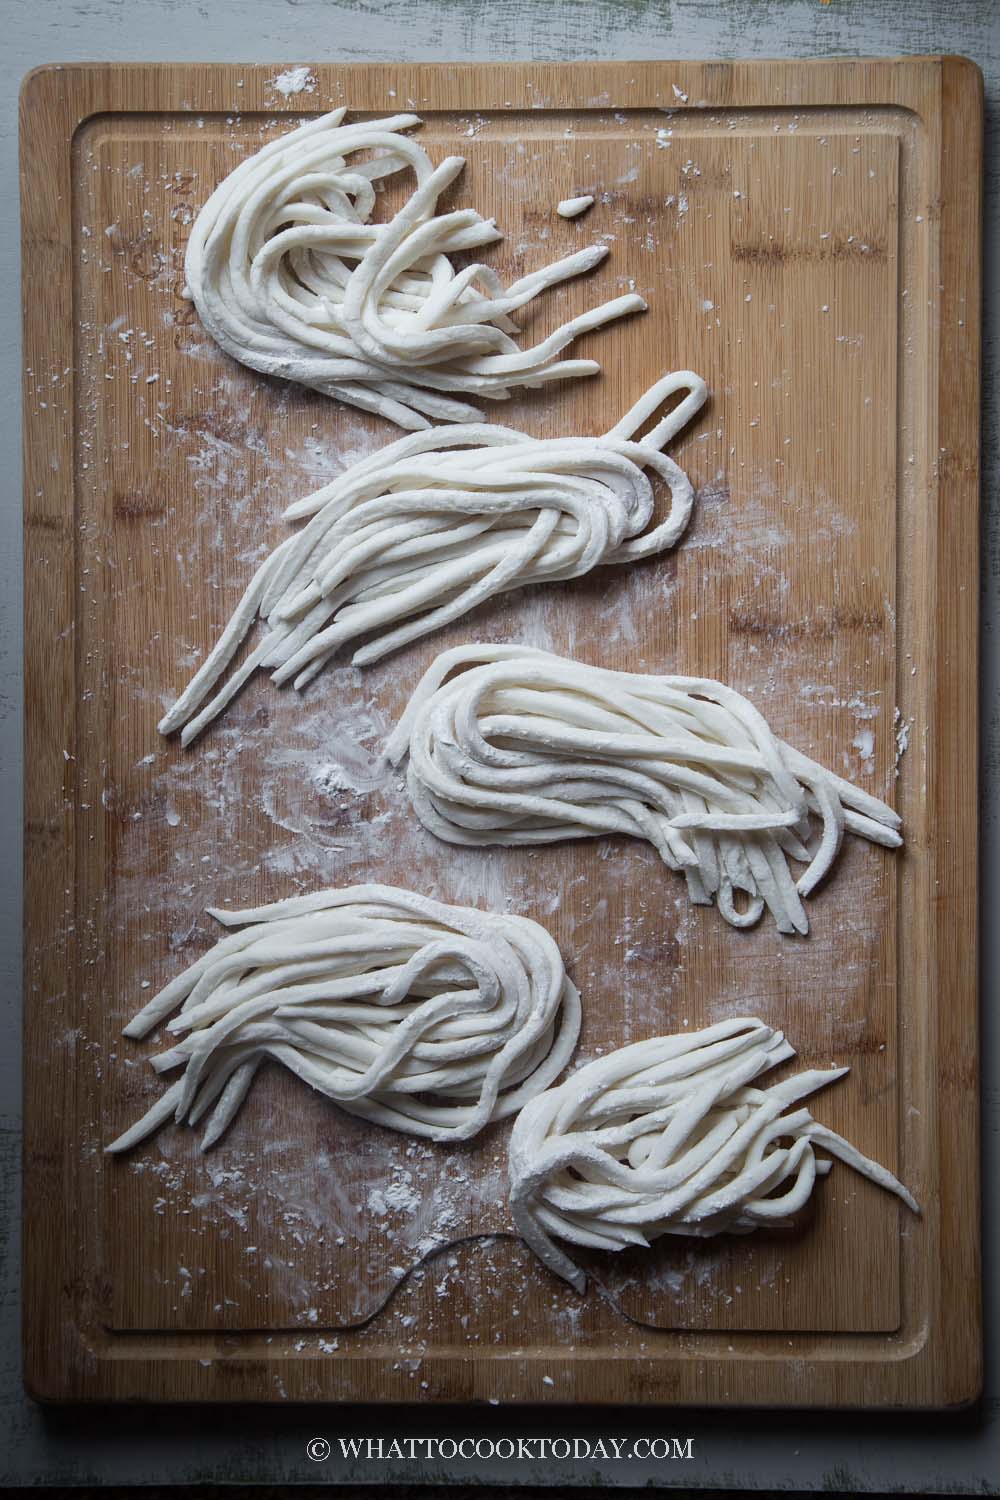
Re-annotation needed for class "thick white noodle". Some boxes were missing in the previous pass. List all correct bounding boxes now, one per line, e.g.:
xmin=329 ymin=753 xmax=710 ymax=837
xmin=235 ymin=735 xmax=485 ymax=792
xmin=106 ymin=883 xmax=580 ymax=1153
xmin=183 ymin=108 xmax=646 ymax=430
xmin=508 ymin=1017 xmax=919 ymax=1292
xmin=386 ymin=645 xmax=903 ymax=935
xmin=158 ymin=371 xmax=708 ymax=745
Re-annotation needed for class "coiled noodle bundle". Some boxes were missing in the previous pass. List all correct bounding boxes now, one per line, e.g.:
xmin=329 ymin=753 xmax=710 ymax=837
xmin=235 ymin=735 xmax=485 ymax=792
xmin=184 ymin=108 xmax=646 ymax=429
xmin=508 ymin=1018 xmax=918 ymax=1291
xmin=158 ymin=372 xmax=707 ymax=745
xmin=107 ymin=884 xmax=580 ymax=1152
xmin=386 ymin=644 xmax=903 ymax=935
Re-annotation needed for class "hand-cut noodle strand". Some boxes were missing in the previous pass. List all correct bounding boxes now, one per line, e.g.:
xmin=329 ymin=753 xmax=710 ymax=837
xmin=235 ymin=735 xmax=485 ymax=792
xmin=386 ymin=645 xmax=903 ymax=935
xmin=183 ymin=108 xmax=647 ymax=429
xmin=106 ymin=884 xmax=580 ymax=1152
xmin=158 ymin=371 xmax=707 ymax=745
xmin=508 ymin=1017 xmax=919 ymax=1291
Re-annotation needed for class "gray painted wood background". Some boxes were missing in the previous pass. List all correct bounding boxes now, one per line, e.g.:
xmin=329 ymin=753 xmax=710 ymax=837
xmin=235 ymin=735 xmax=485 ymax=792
xmin=3 ymin=0 xmax=997 ymax=1489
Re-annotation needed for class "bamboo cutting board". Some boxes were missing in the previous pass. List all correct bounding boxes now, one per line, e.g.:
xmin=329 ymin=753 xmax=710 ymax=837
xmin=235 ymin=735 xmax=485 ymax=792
xmin=22 ymin=58 xmax=981 ymax=1407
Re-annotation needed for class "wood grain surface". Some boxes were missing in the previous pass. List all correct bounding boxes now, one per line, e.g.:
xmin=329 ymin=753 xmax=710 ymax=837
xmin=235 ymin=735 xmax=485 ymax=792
xmin=21 ymin=56 xmax=981 ymax=1407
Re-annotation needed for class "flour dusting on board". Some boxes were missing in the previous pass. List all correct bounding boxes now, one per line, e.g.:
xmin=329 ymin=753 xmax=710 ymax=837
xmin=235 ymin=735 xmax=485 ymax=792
xmin=63 ymin=105 xmax=910 ymax=1356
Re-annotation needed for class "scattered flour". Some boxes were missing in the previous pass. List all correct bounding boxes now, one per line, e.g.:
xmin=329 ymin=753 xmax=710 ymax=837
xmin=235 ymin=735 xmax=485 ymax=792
xmin=270 ymin=67 xmax=317 ymax=98
xmin=852 ymin=728 xmax=875 ymax=772
xmin=894 ymin=707 xmax=914 ymax=776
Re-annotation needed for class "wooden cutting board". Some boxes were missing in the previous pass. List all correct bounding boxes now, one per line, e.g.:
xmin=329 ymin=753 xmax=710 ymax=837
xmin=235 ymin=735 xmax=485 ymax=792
xmin=21 ymin=57 xmax=981 ymax=1407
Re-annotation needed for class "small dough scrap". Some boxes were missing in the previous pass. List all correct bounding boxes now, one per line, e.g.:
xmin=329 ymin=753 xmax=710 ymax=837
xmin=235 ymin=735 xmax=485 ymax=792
xmin=557 ymin=195 xmax=595 ymax=219
xmin=508 ymin=1017 xmax=919 ymax=1291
